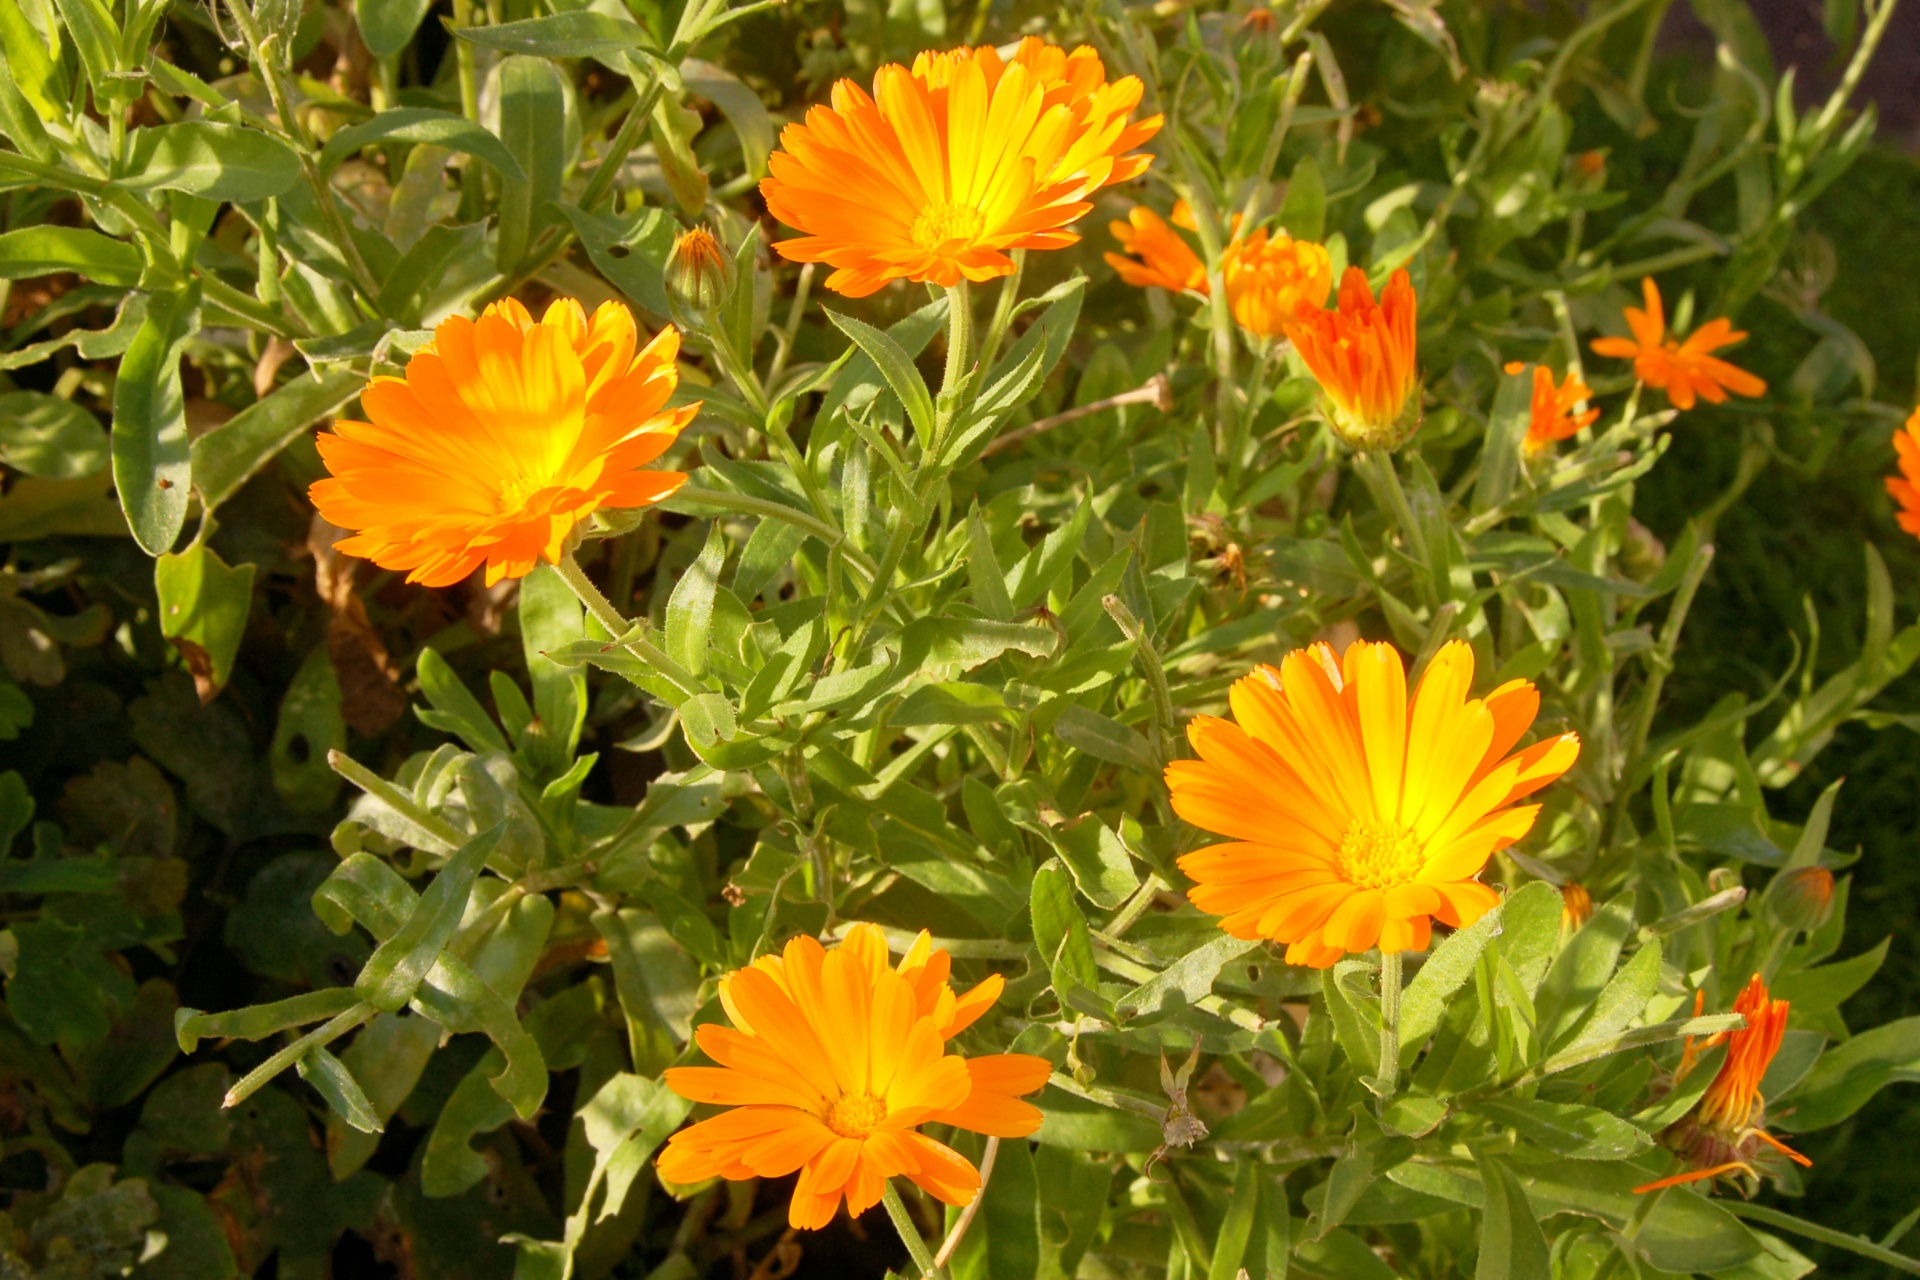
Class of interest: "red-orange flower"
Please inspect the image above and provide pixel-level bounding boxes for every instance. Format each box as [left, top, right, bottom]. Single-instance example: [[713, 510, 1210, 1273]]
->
[[1284, 267, 1420, 450], [1166, 640, 1579, 968], [1633, 975, 1811, 1194], [657, 925, 1050, 1230], [311, 298, 693, 587], [1590, 277, 1766, 411], [1520, 364, 1600, 455], [759, 38, 1160, 297], [1105, 204, 1207, 294], [1885, 408, 1920, 540]]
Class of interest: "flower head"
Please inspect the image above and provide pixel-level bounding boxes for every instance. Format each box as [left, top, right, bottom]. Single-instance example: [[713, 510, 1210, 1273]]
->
[[666, 226, 735, 313], [1520, 363, 1600, 455], [1284, 267, 1420, 450], [1105, 204, 1207, 295], [760, 38, 1160, 297], [1884, 408, 1920, 540], [1222, 228, 1332, 338], [1560, 882, 1594, 931], [658, 924, 1050, 1230], [1167, 640, 1580, 967], [1768, 866, 1836, 933], [311, 299, 694, 587], [1590, 277, 1766, 411], [1634, 976, 1811, 1194]]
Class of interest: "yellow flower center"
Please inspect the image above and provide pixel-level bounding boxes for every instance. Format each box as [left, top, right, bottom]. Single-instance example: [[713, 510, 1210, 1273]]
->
[[912, 202, 986, 250], [825, 1092, 889, 1139], [1337, 817, 1424, 889]]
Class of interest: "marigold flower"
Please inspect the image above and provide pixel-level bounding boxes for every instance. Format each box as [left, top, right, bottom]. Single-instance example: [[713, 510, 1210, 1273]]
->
[[1560, 882, 1593, 931], [657, 924, 1051, 1230], [311, 299, 694, 588], [1521, 364, 1600, 455], [1166, 640, 1580, 968], [1284, 267, 1420, 450], [666, 226, 735, 313], [1105, 205, 1207, 295], [1768, 865, 1836, 933], [1884, 408, 1920, 540], [759, 38, 1161, 297], [1222, 228, 1333, 338], [1590, 277, 1766, 411], [1634, 976, 1811, 1194]]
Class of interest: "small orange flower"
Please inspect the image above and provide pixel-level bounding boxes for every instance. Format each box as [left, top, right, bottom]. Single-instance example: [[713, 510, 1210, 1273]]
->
[[1222, 228, 1333, 338], [1166, 640, 1580, 968], [657, 924, 1050, 1230], [1885, 408, 1920, 540], [1634, 976, 1811, 1194], [1560, 882, 1593, 931], [760, 38, 1160, 297], [311, 299, 693, 587], [1522, 364, 1600, 455], [1284, 267, 1420, 450], [1105, 205, 1207, 294], [1590, 277, 1766, 411]]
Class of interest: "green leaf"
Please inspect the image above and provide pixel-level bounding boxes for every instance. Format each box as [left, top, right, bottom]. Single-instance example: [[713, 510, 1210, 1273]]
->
[[520, 564, 587, 775], [52, 0, 117, 106], [1279, 152, 1327, 241], [1534, 895, 1633, 1045], [668, 521, 727, 679], [1031, 858, 1100, 999], [317, 107, 527, 182], [155, 544, 257, 702], [326, 1009, 440, 1178], [1208, 1156, 1261, 1280], [0, 2, 65, 124], [0, 391, 108, 478], [355, 826, 507, 1012], [1470, 1097, 1651, 1160], [270, 645, 346, 814], [1557, 936, 1661, 1053], [415, 647, 509, 754], [683, 58, 774, 178], [1399, 895, 1503, 1067], [455, 10, 650, 57], [555, 203, 677, 317], [1775, 1014, 1920, 1132], [295, 1043, 381, 1134], [1472, 1152, 1550, 1280], [354, 0, 432, 57], [0, 226, 141, 286], [123, 123, 301, 200], [1051, 815, 1139, 910], [111, 284, 198, 555], [827, 309, 936, 445], [1116, 934, 1259, 1022], [1768, 938, 1888, 1018], [492, 56, 566, 271], [651, 93, 708, 216]]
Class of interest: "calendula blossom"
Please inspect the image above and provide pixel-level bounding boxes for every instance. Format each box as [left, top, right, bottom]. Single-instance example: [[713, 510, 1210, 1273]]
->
[[1884, 408, 1920, 541], [1284, 267, 1420, 450], [1590, 276, 1766, 411], [759, 38, 1160, 297], [1167, 640, 1580, 967], [657, 925, 1050, 1230], [1634, 976, 1811, 1194], [311, 298, 693, 587], [1105, 204, 1207, 295], [1512, 362, 1600, 455], [1221, 228, 1332, 338]]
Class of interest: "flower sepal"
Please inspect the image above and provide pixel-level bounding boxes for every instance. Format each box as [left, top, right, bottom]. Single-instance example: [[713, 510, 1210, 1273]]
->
[[1322, 383, 1423, 454]]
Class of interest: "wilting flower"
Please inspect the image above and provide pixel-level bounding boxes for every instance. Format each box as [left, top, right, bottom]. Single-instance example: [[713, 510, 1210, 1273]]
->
[[1560, 882, 1594, 931], [666, 226, 735, 313], [1590, 277, 1766, 411], [1634, 976, 1811, 1194], [311, 299, 693, 587], [657, 924, 1051, 1230], [1516, 363, 1600, 455], [760, 38, 1160, 297], [1284, 267, 1420, 450], [1105, 204, 1207, 295], [1222, 228, 1333, 338], [1166, 640, 1580, 968], [1884, 408, 1920, 540]]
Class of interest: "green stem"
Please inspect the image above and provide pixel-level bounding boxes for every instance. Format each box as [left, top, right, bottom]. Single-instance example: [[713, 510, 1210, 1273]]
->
[[553, 552, 709, 701], [1724, 1202, 1920, 1276], [1354, 450, 1430, 570], [881, 1180, 945, 1279], [450, 0, 481, 123], [222, 1002, 376, 1110], [1376, 948, 1403, 1098], [976, 251, 1024, 372], [942, 280, 974, 401]]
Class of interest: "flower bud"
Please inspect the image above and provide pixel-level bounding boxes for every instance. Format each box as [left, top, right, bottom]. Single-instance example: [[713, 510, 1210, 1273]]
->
[[1284, 267, 1421, 452], [1560, 882, 1593, 932], [1768, 866, 1835, 933], [666, 226, 734, 314]]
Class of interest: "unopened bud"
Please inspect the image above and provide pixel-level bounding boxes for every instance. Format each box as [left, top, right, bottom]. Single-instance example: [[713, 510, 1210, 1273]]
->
[[1560, 882, 1593, 931], [1621, 518, 1667, 583], [1572, 149, 1606, 191], [666, 226, 734, 313], [1769, 866, 1836, 933]]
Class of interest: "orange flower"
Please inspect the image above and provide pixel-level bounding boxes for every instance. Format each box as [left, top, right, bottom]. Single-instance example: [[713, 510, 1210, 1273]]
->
[[1634, 976, 1811, 1194], [760, 38, 1160, 297], [1589, 277, 1766, 411], [1222, 228, 1332, 338], [1521, 364, 1600, 455], [1166, 640, 1580, 968], [1885, 408, 1920, 540], [657, 924, 1050, 1230], [1105, 204, 1207, 294], [311, 299, 693, 588], [1560, 882, 1593, 931], [1284, 267, 1420, 450]]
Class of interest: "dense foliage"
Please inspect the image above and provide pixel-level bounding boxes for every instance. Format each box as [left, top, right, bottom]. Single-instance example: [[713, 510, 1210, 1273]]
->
[[1, 0, 1919, 1277]]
